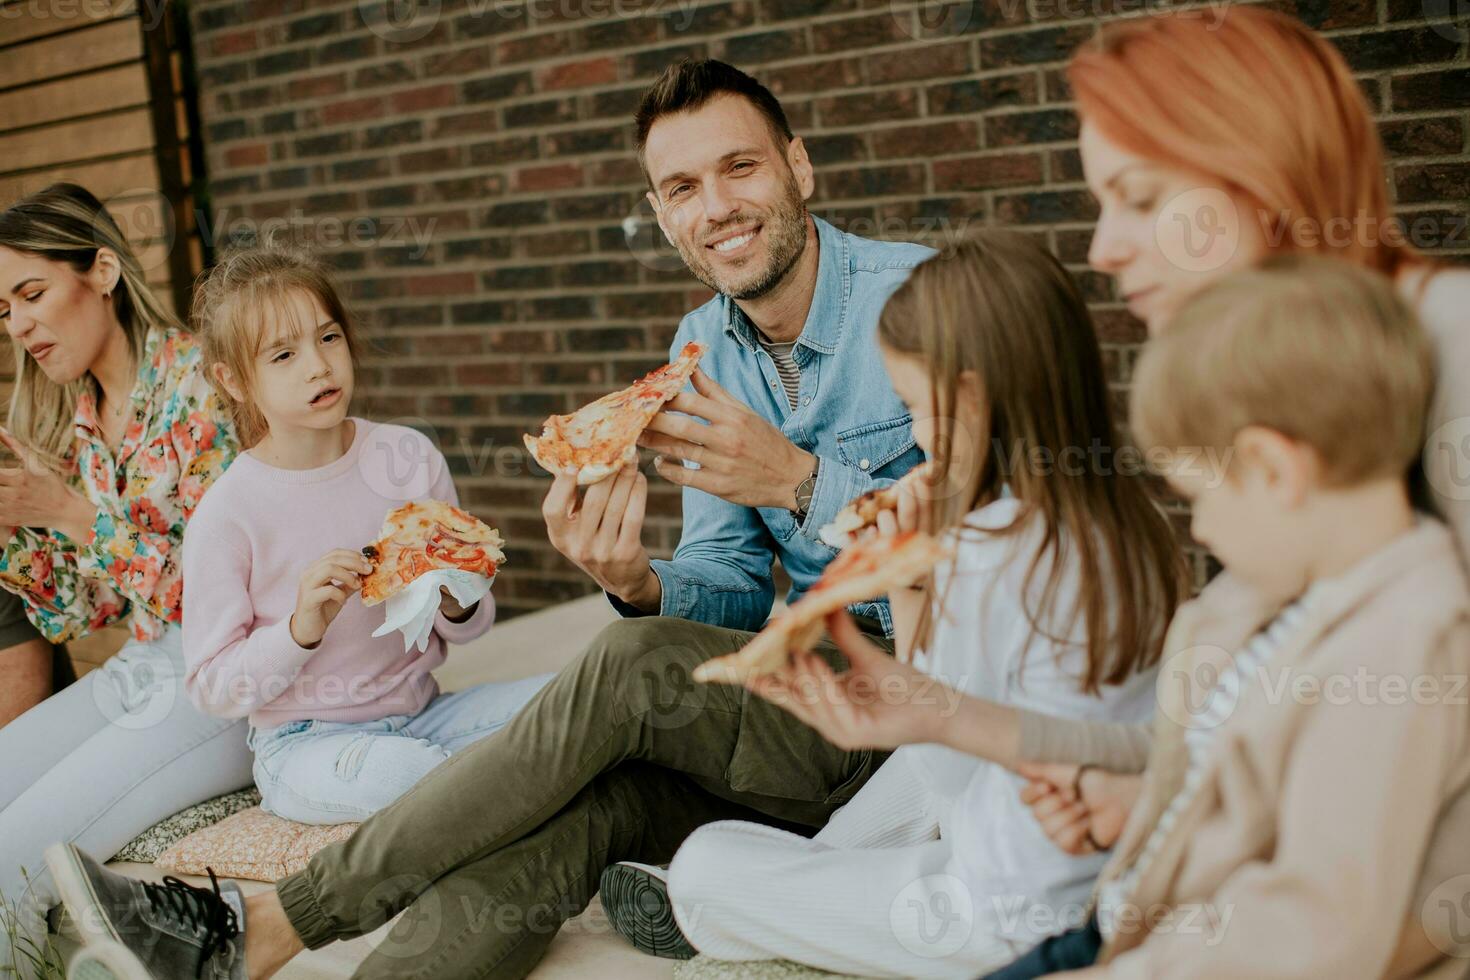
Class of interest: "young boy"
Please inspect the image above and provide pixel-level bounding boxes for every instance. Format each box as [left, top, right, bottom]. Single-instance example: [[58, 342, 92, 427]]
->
[[993, 255, 1470, 979]]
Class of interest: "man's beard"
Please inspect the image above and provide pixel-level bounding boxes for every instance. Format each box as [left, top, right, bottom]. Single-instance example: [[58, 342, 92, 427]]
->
[[677, 172, 810, 301]]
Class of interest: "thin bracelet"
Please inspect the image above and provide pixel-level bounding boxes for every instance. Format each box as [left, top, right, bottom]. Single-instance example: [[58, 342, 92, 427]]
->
[[1073, 764, 1108, 852]]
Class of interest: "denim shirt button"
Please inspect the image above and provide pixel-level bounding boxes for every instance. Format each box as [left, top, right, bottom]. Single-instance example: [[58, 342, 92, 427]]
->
[[859, 458, 871, 470]]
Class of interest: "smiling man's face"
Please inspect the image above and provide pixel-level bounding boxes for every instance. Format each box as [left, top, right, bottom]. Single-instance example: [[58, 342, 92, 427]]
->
[[643, 93, 815, 300]]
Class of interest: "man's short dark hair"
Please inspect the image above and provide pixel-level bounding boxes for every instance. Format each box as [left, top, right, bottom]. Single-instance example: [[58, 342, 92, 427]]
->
[[635, 59, 794, 183]]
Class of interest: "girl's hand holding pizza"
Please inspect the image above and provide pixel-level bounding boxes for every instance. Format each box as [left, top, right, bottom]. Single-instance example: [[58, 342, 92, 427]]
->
[[873, 483, 922, 539], [746, 609, 950, 751], [290, 549, 373, 649], [0, 427, 96, 543], [873, 477, 929, 662]]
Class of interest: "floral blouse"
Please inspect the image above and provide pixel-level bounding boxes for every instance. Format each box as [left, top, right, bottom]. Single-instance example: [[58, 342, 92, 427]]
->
[[0, 326, 238, 643]]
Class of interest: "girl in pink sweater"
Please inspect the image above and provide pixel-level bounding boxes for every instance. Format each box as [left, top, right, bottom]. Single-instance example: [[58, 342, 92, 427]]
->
[[181, 244, 552, 824]]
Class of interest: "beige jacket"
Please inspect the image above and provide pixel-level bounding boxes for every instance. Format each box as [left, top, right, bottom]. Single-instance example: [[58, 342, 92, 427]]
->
[[1082, 520, 1470, 979]]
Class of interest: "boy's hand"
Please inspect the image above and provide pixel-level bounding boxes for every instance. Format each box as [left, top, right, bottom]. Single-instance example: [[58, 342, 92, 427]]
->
[[439, 585, 477, 623], [1016, 762, 1142, 855], [290, 549, 372, 648]]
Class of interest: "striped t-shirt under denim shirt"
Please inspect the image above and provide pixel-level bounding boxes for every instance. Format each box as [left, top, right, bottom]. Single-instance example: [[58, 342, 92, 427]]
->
[[1095, 595, 1313, 938], [758, 336, 802, 411]]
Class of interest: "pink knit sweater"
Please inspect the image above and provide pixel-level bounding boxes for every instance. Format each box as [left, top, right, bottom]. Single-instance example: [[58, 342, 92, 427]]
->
[[181, 419, 496, 727]]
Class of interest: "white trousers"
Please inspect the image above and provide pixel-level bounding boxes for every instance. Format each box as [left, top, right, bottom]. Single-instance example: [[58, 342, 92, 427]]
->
[[0, 628, 253, 976], [668, 748, 1026, 979]]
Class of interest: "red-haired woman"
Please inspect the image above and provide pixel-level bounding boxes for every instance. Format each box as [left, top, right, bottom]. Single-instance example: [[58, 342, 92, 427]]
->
[[1002, 7, 1469, 978]]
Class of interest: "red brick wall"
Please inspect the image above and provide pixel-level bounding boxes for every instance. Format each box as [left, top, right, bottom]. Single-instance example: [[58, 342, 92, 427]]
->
[[186, 0, 1469, 616]]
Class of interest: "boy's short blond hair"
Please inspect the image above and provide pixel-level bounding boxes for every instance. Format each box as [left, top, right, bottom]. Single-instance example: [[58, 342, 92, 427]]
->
[[1130, 255, 1434, 487]]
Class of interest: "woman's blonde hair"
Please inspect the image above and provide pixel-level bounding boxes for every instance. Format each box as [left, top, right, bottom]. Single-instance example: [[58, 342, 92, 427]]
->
[[191, 243, 360, 447], [0, 183, 181, 469], [880, 230, 1188, 694]]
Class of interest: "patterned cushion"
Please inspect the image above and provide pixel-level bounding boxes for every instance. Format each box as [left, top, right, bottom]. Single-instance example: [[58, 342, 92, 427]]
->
[[113, 787, 261, 864], [673, 957, 865, 979], [154, 807, 359, 882]]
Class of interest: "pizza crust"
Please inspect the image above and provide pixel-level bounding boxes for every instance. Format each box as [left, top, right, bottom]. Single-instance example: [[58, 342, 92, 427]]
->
[[692, 531, 952, 685], [523, 342, 707, 486]]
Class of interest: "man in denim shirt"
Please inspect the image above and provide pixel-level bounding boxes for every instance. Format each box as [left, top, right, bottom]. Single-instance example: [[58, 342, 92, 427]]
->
[[58, 60, 938, 980], [540, 80, 930, 635]]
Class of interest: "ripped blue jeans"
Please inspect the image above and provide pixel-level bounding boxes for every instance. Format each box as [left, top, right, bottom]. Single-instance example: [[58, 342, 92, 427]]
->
[[246, 673, 555, 825]]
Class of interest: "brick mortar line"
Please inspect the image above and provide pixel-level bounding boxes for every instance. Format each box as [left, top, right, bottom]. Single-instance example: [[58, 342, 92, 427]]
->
[[189, 7, 1470, 99], [194, 61, 1468, 151], [203, 141, 1470, 203], [200, 88, 1088, 146], [200, 174, 1465, 234], [195, 63, 1060, 129], [210, 143, 1086, 188]]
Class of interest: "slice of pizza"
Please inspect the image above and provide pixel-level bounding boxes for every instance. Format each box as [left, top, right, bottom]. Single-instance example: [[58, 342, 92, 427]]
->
[[523, 341, 708, 486], [360, 500, 506, 607], [692, 530, 952, 685], [818, 461, 937, 549]]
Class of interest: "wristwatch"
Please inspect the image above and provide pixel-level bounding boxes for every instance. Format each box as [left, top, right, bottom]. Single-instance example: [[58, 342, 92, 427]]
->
[[793, 458, 820, 523]]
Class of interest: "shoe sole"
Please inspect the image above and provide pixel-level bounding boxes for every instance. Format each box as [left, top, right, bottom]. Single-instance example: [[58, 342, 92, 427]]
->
[[598, 863, 697, 961], [67, 940, 152, 980], [44, 843, 152, 979]]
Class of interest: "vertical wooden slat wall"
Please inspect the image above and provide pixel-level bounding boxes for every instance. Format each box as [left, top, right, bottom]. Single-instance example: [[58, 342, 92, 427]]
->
[[0, 0, 205, 670]]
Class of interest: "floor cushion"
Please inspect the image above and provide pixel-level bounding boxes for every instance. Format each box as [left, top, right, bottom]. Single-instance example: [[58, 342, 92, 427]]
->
[[112, 787, 262, 863], [155, 807, 359, 882]]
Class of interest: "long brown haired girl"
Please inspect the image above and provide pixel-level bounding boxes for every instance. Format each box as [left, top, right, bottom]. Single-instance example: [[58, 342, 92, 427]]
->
[[657, 230, 1186, 976]]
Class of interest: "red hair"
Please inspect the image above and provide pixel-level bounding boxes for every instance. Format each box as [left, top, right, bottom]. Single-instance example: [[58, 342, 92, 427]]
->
[[1068, 7, 1413, 276]]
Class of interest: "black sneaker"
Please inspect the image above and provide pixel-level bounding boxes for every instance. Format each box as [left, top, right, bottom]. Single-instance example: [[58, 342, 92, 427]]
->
[[45, 843, 245, 980], [598, 861, 696, 960]]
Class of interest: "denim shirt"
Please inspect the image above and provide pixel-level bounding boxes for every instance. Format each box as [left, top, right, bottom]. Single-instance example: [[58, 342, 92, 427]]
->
[[612, 216, 933, 635]]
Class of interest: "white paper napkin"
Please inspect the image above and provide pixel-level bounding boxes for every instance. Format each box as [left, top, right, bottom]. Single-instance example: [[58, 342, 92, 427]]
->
[[371, 568, 495, 653]]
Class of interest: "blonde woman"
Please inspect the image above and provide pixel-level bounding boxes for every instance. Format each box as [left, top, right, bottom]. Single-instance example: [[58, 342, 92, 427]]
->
[[0, 184, 252, 973]]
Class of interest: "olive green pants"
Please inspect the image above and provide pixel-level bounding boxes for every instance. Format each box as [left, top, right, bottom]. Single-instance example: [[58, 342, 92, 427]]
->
[[276, 616, 895, 980]]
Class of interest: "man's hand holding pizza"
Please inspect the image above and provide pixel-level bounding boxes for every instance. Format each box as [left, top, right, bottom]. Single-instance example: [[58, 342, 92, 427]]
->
[[290, 549, 373, 649], [543, 463, 661, 613], [638, 370, 817, 512]]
